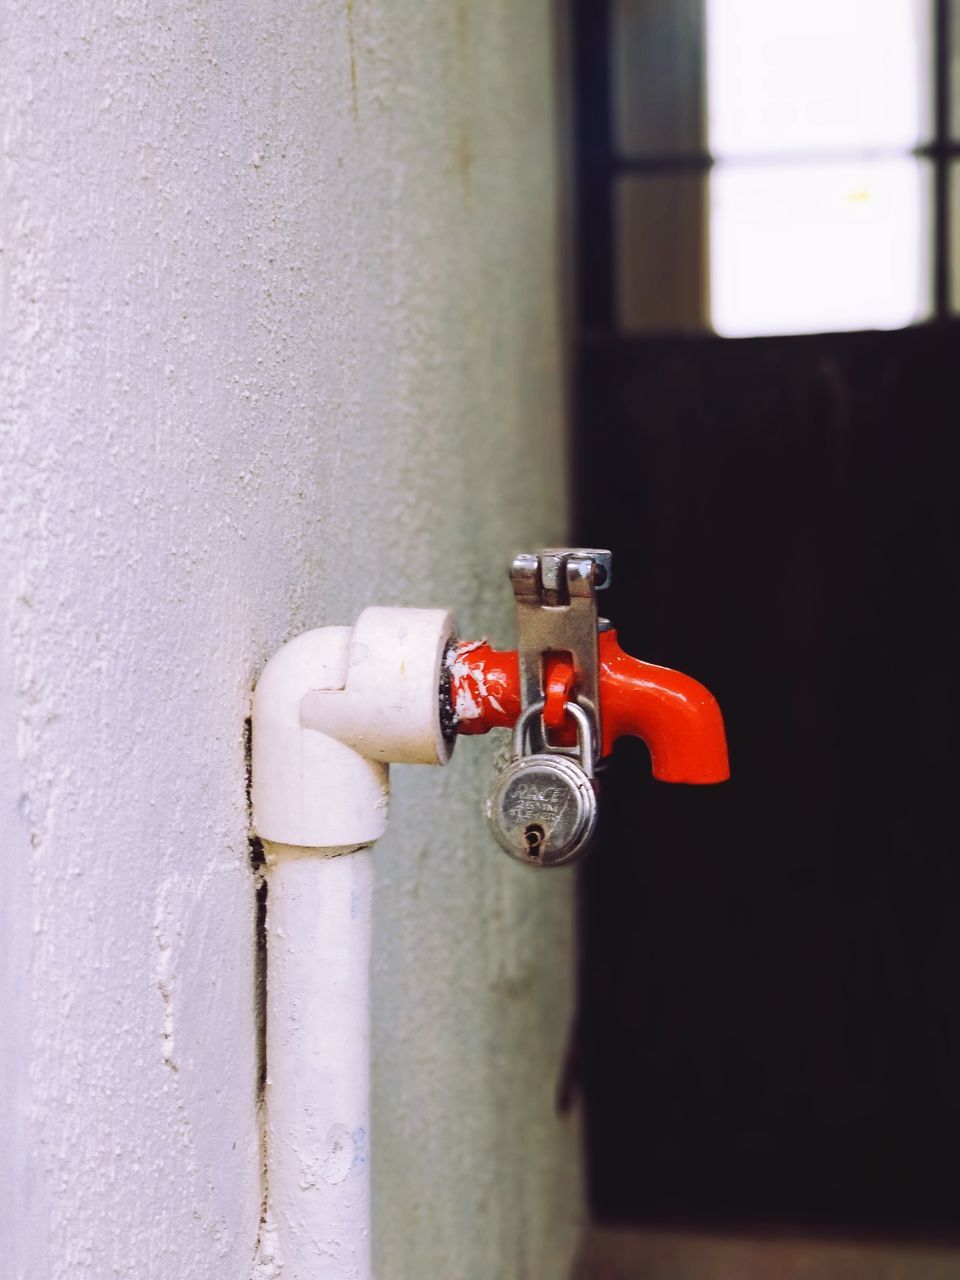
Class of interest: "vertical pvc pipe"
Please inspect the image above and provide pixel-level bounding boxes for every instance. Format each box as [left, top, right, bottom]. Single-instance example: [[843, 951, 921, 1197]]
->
[[263, 842, 373, 1280]]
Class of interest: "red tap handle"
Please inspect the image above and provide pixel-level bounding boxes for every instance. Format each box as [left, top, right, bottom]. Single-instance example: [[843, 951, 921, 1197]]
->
[[448, 629, 729, 784]]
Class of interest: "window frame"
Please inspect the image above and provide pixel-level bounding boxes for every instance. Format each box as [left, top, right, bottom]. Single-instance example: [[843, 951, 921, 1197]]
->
[[572, 0, 959, 336]]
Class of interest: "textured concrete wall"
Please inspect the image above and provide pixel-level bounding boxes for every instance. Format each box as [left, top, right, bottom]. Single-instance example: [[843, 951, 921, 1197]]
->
[[0, 2, 580, 1277]]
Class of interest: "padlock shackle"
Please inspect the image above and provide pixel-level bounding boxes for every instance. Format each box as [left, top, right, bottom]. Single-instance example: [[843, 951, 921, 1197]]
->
[[448, 629, 730, 785], [514, 698, 596, 779]]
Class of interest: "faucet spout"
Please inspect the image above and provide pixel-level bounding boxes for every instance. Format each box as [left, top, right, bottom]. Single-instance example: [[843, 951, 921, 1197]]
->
[[596, 630, 729, 783], [448, 630, 729, 784]]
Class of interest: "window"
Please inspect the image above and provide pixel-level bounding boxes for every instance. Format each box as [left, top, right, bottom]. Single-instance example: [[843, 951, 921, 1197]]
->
[[588, 0, 959, 336]]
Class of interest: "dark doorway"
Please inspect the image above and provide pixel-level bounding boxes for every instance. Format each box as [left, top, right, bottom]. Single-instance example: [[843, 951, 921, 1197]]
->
[[572, 0, 960, 1237]]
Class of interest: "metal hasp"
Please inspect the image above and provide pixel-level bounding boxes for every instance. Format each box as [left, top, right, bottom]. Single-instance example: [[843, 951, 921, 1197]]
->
[[509, 547, 611, 756]]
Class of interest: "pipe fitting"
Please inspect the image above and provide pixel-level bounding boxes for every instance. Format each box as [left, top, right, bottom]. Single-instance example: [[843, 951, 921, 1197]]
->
[[252, 606, 457, 850]]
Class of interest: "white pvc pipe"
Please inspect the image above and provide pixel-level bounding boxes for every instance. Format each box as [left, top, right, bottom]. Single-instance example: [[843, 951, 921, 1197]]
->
[[252, 607, 457, 1277], [263, 841, 373, 1280]]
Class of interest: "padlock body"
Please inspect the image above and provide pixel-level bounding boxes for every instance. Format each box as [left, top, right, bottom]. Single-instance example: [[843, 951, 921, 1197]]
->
[[486, 754, 598, 867]]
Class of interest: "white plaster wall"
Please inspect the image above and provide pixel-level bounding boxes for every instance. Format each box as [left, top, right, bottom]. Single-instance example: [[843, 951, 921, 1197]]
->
[[0, 2, 581, 1278]]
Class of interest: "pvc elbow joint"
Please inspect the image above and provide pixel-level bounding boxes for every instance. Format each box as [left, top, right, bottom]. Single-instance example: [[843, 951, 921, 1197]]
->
[[251, 607, 456, 850]]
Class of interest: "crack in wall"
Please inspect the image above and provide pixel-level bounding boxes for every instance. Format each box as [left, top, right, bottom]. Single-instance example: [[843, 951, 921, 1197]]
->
[[250, 846, 279, 1277], [246, 712, 280, 1277]]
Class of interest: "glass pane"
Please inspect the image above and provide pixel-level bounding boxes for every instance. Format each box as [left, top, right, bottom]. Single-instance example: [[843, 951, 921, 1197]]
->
[[951, 162, 960, 310], [708, 0, 933, 156], [710, 158, 932, 337], [613, 0, 706, 155], [617, 175, 709, 332]]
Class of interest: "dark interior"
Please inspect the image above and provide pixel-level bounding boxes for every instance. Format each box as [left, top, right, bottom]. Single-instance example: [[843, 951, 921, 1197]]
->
[[571, 0, 960, 1237]]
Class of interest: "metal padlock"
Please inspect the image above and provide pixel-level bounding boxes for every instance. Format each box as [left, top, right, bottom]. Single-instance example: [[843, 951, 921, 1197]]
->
[[486, 698, 599, 867]]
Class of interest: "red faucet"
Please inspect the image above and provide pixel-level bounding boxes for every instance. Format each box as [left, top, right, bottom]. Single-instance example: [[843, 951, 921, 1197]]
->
[[448, 629, 729, 785]]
